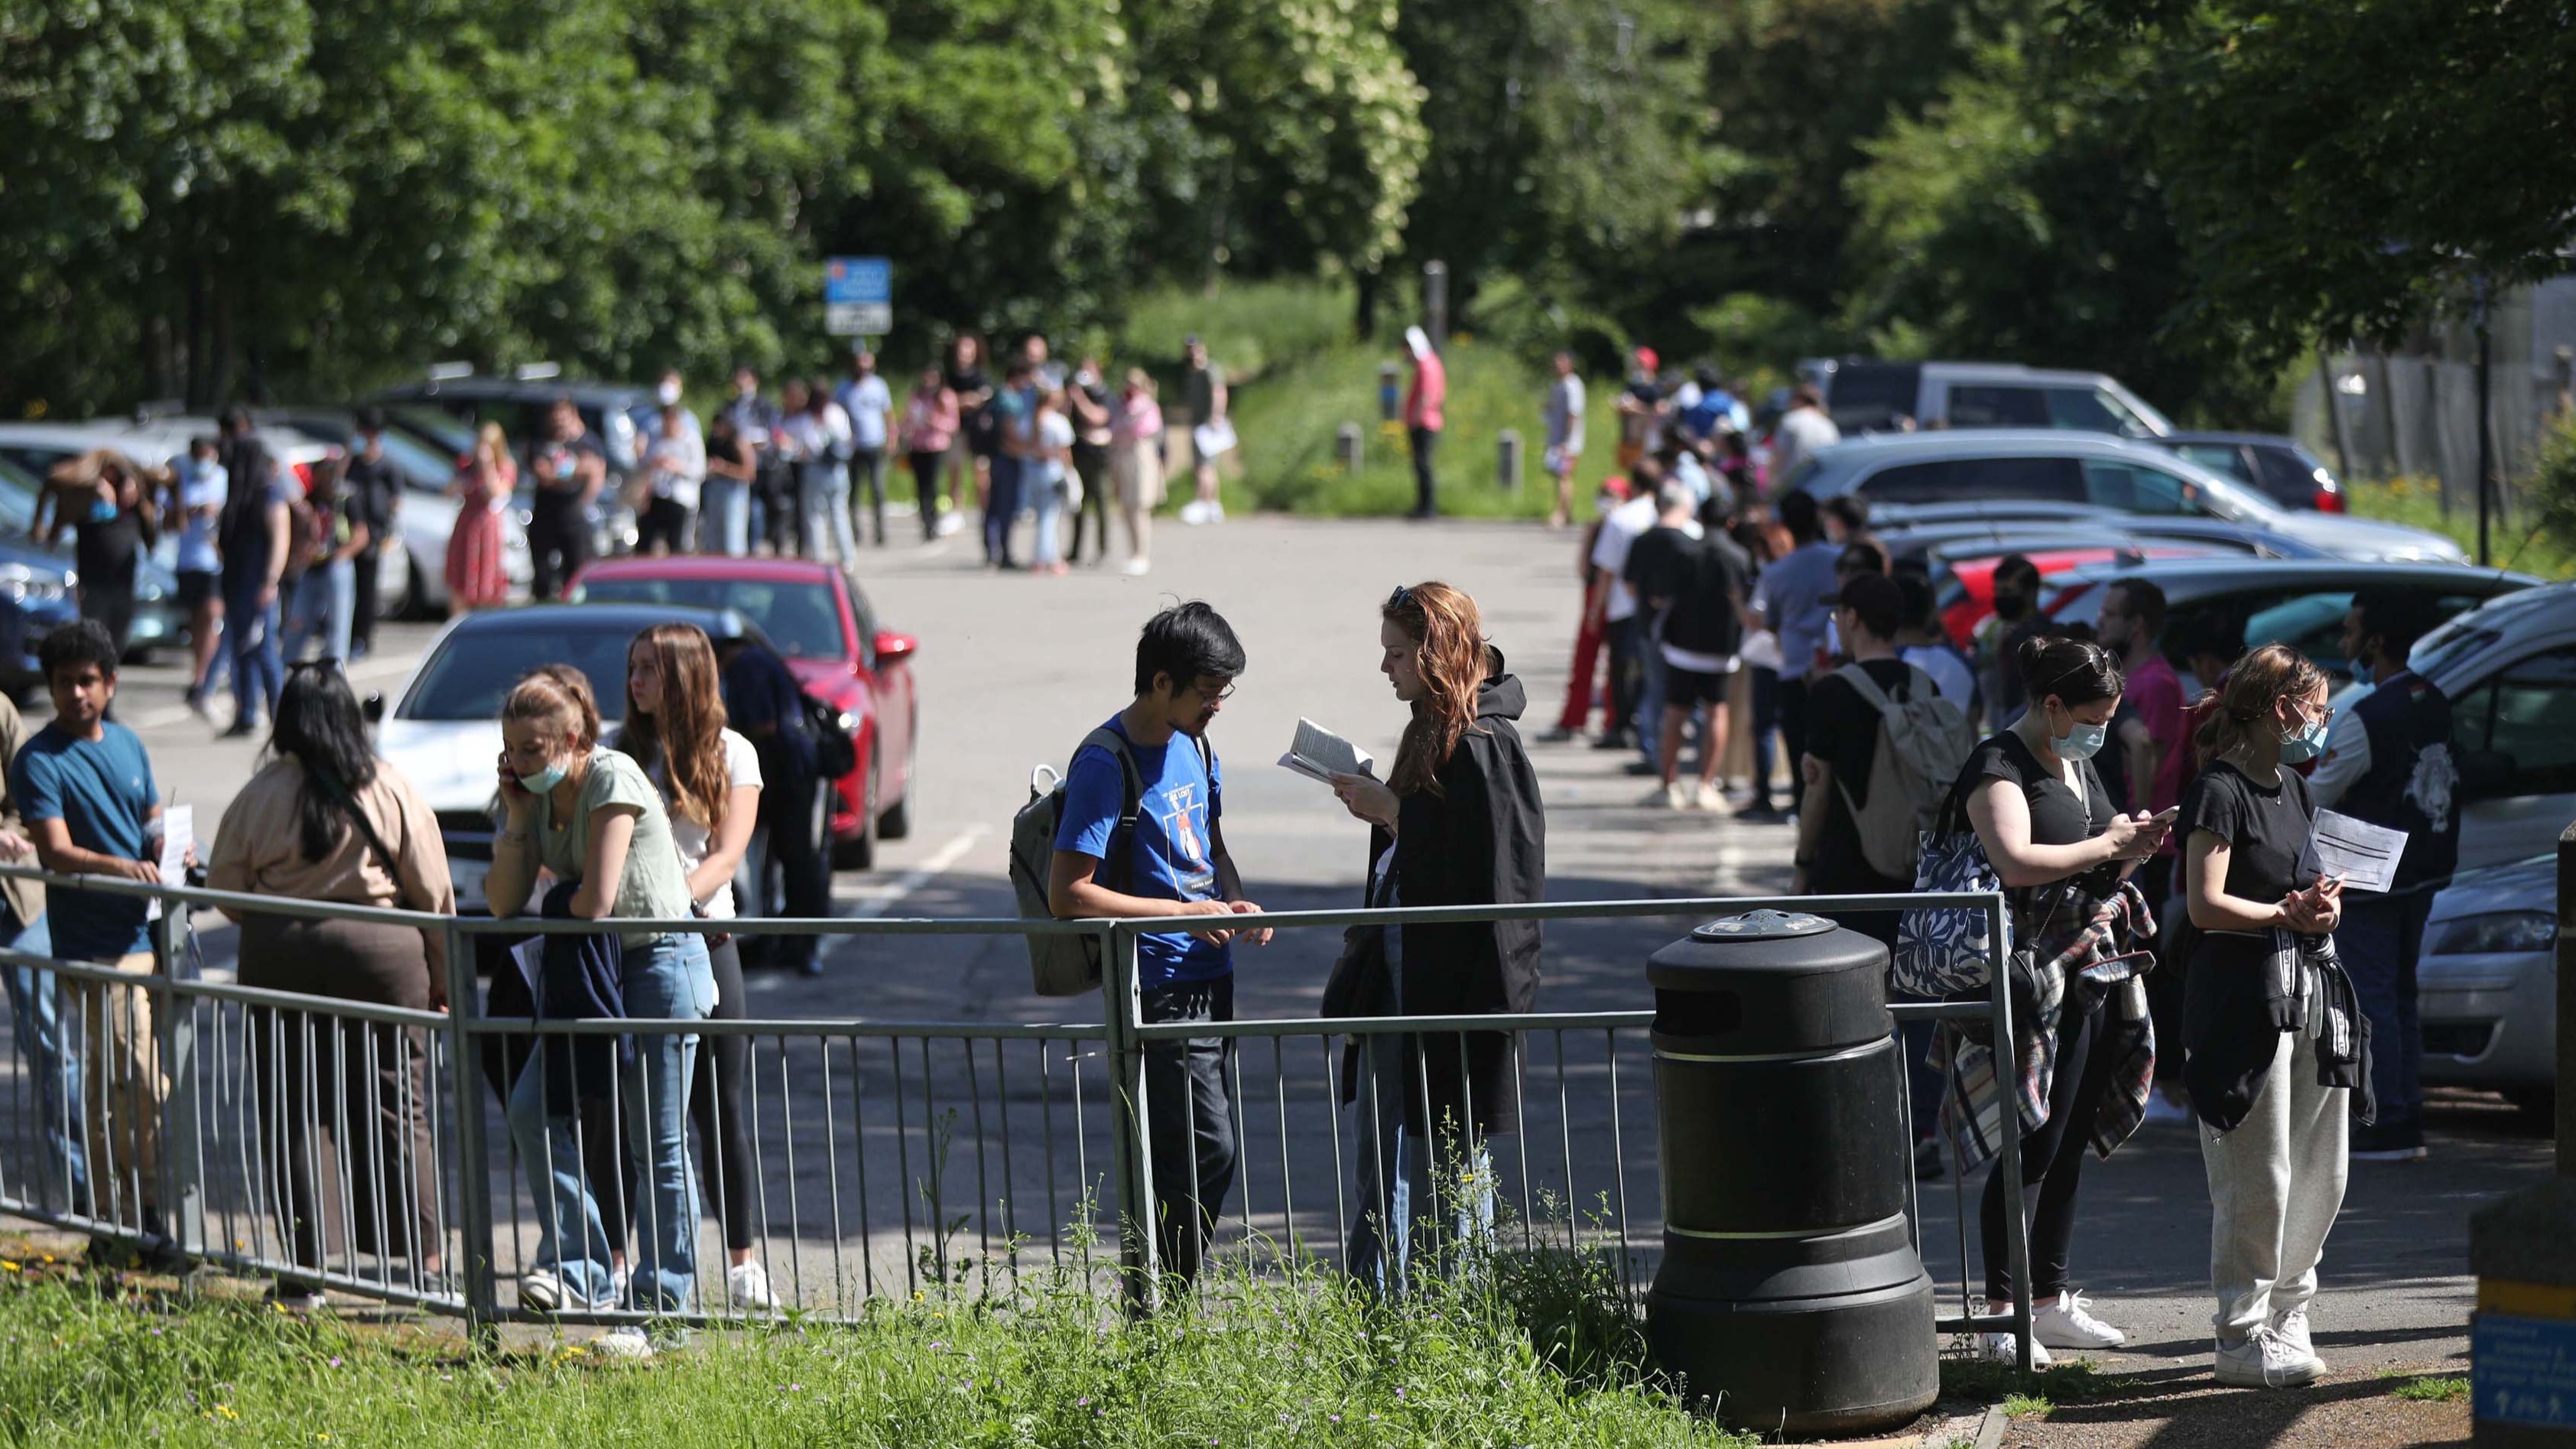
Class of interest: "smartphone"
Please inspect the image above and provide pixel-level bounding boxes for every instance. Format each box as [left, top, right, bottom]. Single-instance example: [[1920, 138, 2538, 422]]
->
[[2151, 805, 2181, 827]]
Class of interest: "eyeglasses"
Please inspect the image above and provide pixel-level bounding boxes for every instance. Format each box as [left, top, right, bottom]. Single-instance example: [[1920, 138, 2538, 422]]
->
[[1193, 681, 1236, 704]]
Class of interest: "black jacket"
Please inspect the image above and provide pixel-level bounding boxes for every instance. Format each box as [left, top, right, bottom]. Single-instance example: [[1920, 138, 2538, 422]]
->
[[479, 882, 628, 1115], [1369, 656, 1547, 1135]]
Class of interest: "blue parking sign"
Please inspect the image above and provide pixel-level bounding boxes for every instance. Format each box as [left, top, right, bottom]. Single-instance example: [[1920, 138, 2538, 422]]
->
[[825, 257, 892, 336]]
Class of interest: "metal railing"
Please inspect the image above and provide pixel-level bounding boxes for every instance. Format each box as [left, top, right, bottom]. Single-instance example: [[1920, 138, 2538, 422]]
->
[[0, 869, 2035, 1367]]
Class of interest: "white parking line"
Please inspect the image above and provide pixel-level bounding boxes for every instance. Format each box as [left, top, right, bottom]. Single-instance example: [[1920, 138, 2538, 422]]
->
[[840, 825, 991, 919]]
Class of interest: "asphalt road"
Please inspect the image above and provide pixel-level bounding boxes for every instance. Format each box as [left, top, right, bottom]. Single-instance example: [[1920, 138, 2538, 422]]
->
[[11, 517, 2536, 1373]]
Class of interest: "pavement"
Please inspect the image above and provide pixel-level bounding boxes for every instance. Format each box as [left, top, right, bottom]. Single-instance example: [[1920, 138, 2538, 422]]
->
[[5, 515, 2542, 1438]]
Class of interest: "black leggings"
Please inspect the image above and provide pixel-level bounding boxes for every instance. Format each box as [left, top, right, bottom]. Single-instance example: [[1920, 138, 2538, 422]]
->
[[1067, 443, 1111, 563], [908, 450, 944, 538], [1980, 994, 2113, 1302], [690, 937, 758, 1254]]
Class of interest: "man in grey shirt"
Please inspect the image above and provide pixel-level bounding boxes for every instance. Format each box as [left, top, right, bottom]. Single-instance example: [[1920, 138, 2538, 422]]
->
[[1542, 350, 1586, 528], [1746, 489, 1842, 811]]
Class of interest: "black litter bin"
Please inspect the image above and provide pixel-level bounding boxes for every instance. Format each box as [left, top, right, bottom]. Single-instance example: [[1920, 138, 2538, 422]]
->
[[1644, 908, 1937, 1437]]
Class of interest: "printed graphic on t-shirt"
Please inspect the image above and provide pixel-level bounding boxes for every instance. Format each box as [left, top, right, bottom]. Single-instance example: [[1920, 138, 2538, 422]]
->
[[1152, 781, 1215, 896]]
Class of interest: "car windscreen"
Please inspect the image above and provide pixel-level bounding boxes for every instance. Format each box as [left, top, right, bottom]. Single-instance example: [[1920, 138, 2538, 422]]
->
[[398, 624, 637, 723], [374, 429, 463, 489], [577, 577, 844, 658]]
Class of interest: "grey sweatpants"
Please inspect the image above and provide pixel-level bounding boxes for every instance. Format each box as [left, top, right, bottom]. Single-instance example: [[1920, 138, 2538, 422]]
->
[[2199, 1025, 2348, 1345]]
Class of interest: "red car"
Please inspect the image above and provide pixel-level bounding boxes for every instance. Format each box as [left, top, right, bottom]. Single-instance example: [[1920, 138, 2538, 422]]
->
[[571, 555, 919, 868], [1935, 544, 2226, 646]]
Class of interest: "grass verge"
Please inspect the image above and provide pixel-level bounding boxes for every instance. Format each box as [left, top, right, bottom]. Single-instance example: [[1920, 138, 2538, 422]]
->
[[1938, 1354, 2138, 1413], [2387, 1372, 2470, 1405], [2345, 476, 2574, 578], [0, 1240, 1754, 1448]]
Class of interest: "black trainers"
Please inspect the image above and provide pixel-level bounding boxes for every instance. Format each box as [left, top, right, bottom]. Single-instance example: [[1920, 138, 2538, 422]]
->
[[2350, 1118, 2428, 1161]]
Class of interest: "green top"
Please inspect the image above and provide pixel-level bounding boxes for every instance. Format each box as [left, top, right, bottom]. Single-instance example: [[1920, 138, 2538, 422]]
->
[[528, 747, 691, 944]]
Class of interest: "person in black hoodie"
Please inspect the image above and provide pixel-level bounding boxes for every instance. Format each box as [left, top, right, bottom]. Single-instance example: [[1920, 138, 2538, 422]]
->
[[1329, 581, 1545, 1293]]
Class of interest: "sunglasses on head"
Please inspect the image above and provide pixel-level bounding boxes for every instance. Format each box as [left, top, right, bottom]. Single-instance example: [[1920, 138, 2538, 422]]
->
[[1386, 584, 1412, 610]]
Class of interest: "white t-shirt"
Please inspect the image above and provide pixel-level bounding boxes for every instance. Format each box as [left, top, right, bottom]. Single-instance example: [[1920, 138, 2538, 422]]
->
[[838, 375, 894, 451], [1590, 493, 1660, 622], [648, 729, 764, 920], [1771, 406, 1843, 481]]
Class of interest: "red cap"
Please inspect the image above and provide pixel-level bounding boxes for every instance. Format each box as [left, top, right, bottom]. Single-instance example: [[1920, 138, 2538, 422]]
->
[[1633, 346, 1658, 372]]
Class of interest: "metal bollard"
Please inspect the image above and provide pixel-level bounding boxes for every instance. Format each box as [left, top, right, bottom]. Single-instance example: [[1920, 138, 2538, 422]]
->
[[1337, 422, 1366, 474], [1497, 428, 1522, 493]]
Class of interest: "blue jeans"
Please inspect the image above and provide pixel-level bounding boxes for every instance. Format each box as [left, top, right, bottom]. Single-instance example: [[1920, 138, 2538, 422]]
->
[[798, 464, 858, 564], [2337, 890, 2428, 1129], [1344, 1033, 1495, 1298], [281, 558, 353, 664], [984, 455, 1024, 565], [224, 583, 284, 726], [0, 911, 85, 1214], [699, 477, 751, 557], [506, 934, 713, 1311], [1031, 469, 1064, 566]]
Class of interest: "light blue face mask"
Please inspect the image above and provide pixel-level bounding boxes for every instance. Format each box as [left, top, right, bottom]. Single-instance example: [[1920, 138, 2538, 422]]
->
[[2279, 714, 2329, 765], [518, 759, 568, 793], [2049, 709, 2108, 762]]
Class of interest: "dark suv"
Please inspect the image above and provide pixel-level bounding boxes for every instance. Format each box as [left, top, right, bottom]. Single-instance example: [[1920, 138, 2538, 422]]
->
[[2154, 432, 2346, 513]]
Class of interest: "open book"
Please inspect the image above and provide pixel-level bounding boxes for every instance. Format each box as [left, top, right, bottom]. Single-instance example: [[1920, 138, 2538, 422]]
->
[[1278, 717, 1375, 786]]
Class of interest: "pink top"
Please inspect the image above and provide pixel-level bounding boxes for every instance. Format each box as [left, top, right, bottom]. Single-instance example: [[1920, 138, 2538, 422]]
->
[[1405, 350, 1447, 431], [901, 388, 960, 453], [1115, 393, 1164, 444]]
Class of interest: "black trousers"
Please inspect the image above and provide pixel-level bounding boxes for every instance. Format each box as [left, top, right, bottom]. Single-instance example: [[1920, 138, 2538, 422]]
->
[[1604, 616, 1643, 745], [1778, 674, 1814, 812], [351, 546, 381, 652], [759, 762, 830, 970], [689, 937, 756, 1253], [1408, 426, 1440, 515], [2137, 855, 2182, 1081], [908, 450, 944, 539], [78, 560, 136, 656], [849, 447, 888, 545], [1067, 443, 1111, 562], [635, 496, 694, 556], [1142, 975, 1237, 1286], [528, 499, 589, 601], [1981, 993, 2113, 1301]]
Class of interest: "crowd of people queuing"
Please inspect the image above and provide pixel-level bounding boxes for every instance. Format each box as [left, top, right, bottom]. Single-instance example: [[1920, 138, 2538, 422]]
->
[[1540, 344, 2458, 1386]]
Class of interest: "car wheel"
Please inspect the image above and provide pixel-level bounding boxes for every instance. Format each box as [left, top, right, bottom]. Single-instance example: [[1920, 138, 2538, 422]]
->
[[878, 739, 914, 841], [833, 753, 877, 872]]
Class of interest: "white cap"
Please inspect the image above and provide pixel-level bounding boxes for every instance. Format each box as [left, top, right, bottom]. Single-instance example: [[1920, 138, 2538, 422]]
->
[[1405, 325, 1431, 359]]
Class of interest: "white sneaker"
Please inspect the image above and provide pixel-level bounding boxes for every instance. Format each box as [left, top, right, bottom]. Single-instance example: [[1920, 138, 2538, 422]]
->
[[1644, 781, 1691, 809], [594, 1326, 655, 1360], [1693, 781, 1727, 811], [1178, 500, 1209, 526], [1204, 501, 1225, 524], [1979, 1330, 2051, 1368], [2269, 1308, 2318, 1366], [520, 1269, 568, 1312], [2214, 1326, 2322, 1389], [2032, 1289, 2127, 1349], [1121, 557, 1152, 577], [934, 511, 965, 538], [609, 1262, 632, 1307], [727, 1260, 777, 1311]]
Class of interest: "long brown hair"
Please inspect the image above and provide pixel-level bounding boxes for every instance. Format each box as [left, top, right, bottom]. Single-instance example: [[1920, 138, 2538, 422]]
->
[[1384, 581, 1491, 798], [622, 624, 731, 830], [2191, 642, 2327, 766]]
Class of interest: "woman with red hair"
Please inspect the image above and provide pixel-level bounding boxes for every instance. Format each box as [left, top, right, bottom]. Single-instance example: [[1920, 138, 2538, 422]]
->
[[1329, 581, 1547, 1292]]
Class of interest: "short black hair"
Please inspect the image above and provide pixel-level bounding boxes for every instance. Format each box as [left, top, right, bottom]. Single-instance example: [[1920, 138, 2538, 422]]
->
[[1834, 573, 1905, 643], [2174, 612, 2242, 661], [354, 405, 386, 433], [1992, 553, 2042, 593], [37, 620, 119, 683], [2106, 577, 2168, 638], [2350, 587, 2441, 658], [1134, 601, 1246, 696], [1837, 540, 1888, 577], [1779, 489, 1821, 541], [1825, 495, 1869, 535], [219, 404, 252, 435], [1894, 572, 1938, 632]]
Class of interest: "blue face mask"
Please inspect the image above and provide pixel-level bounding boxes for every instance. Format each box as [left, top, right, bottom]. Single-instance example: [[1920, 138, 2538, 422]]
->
[[2280, 715, 2329, 765], [2049, 710, 2108, 762], [518, 759, 567, 794], [88, 498, 118, 523]]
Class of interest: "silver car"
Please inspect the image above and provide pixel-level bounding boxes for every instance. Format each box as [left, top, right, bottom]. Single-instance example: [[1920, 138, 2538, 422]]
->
[[2419, 854, 2557, 1115], [1781, 430, 2470, 564]]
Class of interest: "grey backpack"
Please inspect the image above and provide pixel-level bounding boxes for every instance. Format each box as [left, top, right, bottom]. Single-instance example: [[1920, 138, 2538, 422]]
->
[[1009, 726, 1145, 996], [1833, 662, 1977, 882]]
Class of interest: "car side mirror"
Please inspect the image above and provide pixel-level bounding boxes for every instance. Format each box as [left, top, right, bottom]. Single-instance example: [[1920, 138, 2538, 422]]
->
[[362, 691, 385, 724], [2456, 746, 2514, 802], [872, 631, 918, 666]]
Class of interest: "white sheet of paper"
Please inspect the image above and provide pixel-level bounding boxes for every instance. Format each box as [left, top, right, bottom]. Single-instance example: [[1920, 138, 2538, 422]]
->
[[1278, 717, 1374, 786], [2311, 808, 2406, 895], [150, 804, 193, 922]]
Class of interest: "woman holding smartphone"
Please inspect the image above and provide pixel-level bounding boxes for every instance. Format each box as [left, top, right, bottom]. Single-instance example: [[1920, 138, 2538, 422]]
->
[[1953, 635, 2170, 1366], [485, 667, 710, 1356], [2178, 643, 2351, 1389]]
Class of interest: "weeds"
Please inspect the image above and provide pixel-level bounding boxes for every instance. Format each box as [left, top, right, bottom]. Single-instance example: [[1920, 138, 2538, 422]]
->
[[2388, 1373, 2470, 1404], [1939, 1355, 2136, 1408]]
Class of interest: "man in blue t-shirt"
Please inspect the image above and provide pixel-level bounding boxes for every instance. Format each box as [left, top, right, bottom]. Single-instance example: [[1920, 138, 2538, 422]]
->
[[1048, 600, 1266, 1283], [12, 622, 173, 1240]]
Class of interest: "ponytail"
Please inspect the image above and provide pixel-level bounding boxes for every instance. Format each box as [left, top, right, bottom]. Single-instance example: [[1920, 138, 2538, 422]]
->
[[2191, 642, 2327, 765]]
